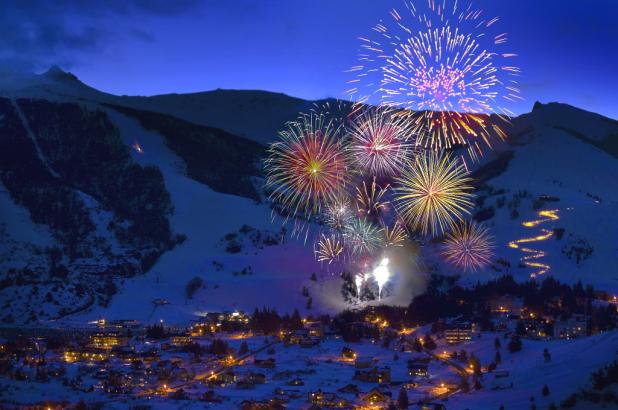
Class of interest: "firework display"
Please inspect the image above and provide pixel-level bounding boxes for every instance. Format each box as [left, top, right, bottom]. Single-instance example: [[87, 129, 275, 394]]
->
[[442, 221, 495, 272], [264, 0, 514, 294], [347, 0, 521, 160]]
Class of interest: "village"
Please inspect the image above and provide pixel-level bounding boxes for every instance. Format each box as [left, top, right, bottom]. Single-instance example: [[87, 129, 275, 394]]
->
[[1, 278, 617, 410]]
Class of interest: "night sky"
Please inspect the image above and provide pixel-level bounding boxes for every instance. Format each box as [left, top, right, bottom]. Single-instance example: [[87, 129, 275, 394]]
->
[[1, 0, 617, 119]]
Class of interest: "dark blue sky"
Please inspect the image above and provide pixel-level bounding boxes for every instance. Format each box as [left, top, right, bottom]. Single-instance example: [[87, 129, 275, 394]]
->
[[2, 0, 617, 119]]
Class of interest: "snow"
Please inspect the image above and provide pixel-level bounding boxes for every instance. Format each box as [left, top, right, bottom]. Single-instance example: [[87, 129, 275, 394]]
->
[[69, 109, 325, 324], [449, 330, 618, 410]]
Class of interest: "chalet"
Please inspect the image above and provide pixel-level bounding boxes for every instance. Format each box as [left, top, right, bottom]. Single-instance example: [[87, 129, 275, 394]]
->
[[489, 295, 524, 316], [136, 349, 160, 363], [90, 332, 128, 349], [200, 390, 224, 403], [170, 334, 193, 347], [341, 346, 356, 361], [519, 317, 552, 339], [240, 400, 285, 410], [236, 378, 256, 389], [281, 377, 301, 386], [445, 322, 473, 344], [98, 319, 141, 332], [300, 337, 320, 348], [354, 356, 373, 369], [306, 321, 324, 338], [289, 329, 309, 345], [308, 390, 350, 408], [553, 314, 587, 339], [360, 388, 390, 405], [111, 345, 135, 361], [407, 359, 429, 378], [337, 384, 360, 395], [353, 366, 391, 383], [64, 347, 109, 363], [213, 370, 237, 386], [254, 358, 276, 368], [246, 372, 267, 384], [420, 403, 447, 410]]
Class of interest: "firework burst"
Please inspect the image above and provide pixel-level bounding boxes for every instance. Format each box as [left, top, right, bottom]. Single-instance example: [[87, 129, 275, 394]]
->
[[315, 234, 344, 264], [348, 106, 413, 176], [347, 0, 521, 160], [343, 217, 383, 256], [355, 177, 390, 219], [442, 221, 495, 271], [394, 151, 474, 236], [265, 112, 349, 220], [324, 193, 354, 231]]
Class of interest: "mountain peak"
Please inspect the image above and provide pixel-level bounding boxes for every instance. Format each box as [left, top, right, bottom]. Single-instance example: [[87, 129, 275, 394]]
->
[[532, 101, 544, 111], [42, 65, 80, 83]]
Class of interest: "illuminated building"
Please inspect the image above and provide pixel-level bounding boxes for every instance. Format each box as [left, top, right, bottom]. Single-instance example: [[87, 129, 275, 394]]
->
[[353, 366, 391, 383], [170, 334, 193, 346], [63, 348, 109, 363], [308, 390, 350, 408], [341, 346, 357, 361], [445, 323, 473, 344], [489, 296, 524, 316], [407, 358, 431, 377], [360, 388, 390, 405], [553, 315, 587, 339], [89, 332, 128, 349]]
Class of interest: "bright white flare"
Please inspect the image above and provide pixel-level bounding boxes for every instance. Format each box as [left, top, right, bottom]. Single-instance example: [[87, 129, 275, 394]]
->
[[372, 257, 391, 301], [355, 274, 364, 300]]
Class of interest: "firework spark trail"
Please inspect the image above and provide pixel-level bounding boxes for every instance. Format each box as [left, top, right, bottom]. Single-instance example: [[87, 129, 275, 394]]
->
[[394, 151, 474, 236], [265, 112, 349, 223], [347, 0, 521, 161], [382, 222, 407, 247], [508, 209, 559, 278], [315, 234, 344, 264], [442, 221, 494, 271], [355, 177, 390, 219]]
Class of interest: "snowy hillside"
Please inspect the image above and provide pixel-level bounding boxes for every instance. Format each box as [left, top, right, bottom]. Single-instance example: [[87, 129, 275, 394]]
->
[[437, 103, 618, 292], [0, 67, 617, 327]]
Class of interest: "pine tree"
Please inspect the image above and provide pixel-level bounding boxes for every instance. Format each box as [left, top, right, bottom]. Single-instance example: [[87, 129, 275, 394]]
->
[[508, 335, 522, 352], [543, 348, 551, 362], [423, 334, 437, 350], [397, 387, 409, 409], [239, 341, 249, 356]]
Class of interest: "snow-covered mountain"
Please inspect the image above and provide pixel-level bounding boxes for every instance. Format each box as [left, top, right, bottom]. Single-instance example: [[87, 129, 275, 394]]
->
[[0, 67, 616, 326]]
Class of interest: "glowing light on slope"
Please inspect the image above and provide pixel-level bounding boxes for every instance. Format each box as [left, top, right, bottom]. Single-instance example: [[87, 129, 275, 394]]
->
[[508, 209, 559, 278]]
